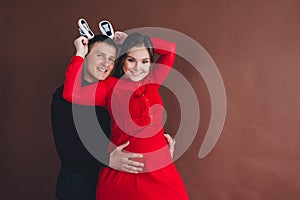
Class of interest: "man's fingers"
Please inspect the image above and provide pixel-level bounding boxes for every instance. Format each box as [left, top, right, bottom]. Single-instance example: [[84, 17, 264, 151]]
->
[[128, 153, 143, 158], [126, 165, 143, 172], [116, 141, 130, 150], [125, 160, 144, 167], [164, 134, 175, 158], [82, 39, 88, 45], [121, 163, 143, 173], [78, 36, 88, 45], [124, 169, 140, 174], [164, 134, 171, 142]]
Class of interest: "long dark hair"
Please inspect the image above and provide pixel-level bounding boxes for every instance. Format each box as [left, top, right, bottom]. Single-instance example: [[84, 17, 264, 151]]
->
[[113, 33, 154, 78]]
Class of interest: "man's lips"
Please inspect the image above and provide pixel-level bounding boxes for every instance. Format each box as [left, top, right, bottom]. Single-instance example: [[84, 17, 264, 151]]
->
[[97, 67, 108, 72]]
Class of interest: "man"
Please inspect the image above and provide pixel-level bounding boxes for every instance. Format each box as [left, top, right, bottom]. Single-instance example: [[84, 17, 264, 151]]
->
[[51, 34, 145, 200]]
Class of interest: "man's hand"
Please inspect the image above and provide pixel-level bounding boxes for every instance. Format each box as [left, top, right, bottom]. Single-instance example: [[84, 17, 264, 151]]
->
[[74, 36, 88, 58], [109, 141, 144, 174], [164, 134, 175, 158]]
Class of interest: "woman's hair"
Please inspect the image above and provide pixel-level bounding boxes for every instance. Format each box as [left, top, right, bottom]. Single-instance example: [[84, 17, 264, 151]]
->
[[87, 34, 118, 55], [113, 33, 154, 78]]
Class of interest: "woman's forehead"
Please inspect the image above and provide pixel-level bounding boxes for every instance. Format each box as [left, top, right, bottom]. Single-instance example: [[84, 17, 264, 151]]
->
[[127, 46, 150, 59]]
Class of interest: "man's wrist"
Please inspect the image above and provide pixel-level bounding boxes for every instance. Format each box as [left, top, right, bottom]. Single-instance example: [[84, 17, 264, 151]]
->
[[75, 52, 85, 58]]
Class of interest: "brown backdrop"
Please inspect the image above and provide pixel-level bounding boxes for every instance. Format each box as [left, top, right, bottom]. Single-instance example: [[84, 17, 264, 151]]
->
[[1, 0, 300, 199]]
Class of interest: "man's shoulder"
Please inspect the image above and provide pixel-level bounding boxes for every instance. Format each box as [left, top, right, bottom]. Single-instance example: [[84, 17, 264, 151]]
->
[[51, 85, 68, 104], [106, 76, 118, 81], [52, 85, 64, 97], [106, 76, 119, 86]]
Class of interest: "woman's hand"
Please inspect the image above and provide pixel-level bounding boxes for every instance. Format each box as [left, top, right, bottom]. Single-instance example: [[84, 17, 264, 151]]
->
[[114, 31, 128, 46], [74, 36, 89, 58]]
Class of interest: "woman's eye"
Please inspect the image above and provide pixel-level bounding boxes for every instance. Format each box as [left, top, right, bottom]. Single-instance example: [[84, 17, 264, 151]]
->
[[127, 58, 135, 62], [142, 60, 149, 64]]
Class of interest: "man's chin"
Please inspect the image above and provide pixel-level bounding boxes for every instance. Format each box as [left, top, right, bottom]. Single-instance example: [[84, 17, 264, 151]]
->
[[98, 74, 110, 81], [96, 71, 111, 81]]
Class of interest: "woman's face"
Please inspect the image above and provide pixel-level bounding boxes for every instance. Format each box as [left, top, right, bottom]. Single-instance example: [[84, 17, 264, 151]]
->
[[123, 46, 151, 82]]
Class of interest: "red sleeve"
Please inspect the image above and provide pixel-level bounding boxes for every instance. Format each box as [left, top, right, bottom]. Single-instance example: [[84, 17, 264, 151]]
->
[[62, 56, 108, 106], [150, 38, 176, 84]]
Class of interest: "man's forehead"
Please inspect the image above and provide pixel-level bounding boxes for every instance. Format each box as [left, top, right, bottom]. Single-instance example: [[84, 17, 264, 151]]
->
[[92, 42, 116, 55]]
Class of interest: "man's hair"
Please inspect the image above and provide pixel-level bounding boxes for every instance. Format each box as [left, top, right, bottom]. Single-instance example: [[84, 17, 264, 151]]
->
[[87, 34, 118, 55]]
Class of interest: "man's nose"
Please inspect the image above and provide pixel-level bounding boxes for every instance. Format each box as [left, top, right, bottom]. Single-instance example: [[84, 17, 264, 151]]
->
[[101, 57, 110, 67]]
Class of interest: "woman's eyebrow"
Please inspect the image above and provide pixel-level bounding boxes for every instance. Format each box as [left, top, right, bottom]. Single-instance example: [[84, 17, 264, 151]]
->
[[127, 55, 149, 60]]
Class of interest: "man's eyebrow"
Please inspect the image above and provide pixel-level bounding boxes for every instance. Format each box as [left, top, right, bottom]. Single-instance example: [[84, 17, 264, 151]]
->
[[96, 51, 115, 58], [95, 51, 105, 55]]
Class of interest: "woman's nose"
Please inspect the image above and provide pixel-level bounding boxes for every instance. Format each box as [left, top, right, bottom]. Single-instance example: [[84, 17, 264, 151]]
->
[[135, 62, 142, 70]]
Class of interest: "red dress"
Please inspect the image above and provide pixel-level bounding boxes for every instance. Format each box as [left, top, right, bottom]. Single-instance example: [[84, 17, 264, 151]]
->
[[63, 38, 189, 200]]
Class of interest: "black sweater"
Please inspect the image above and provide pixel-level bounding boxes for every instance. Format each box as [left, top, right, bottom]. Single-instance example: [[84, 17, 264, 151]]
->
[[51, 85, 111, 172]]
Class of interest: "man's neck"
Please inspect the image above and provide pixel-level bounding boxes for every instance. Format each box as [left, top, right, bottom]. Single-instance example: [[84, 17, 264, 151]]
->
[[82, 71, 98, 86], [82, 78, 96, 87]]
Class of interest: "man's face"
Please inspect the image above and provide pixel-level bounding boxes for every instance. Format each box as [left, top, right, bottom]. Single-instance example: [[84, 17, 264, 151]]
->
[[83, 42, 116, 82]]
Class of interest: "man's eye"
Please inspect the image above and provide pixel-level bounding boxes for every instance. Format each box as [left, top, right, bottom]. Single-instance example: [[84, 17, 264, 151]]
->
[[109, 58, 115, 62], [97, 54, 104, 57]]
